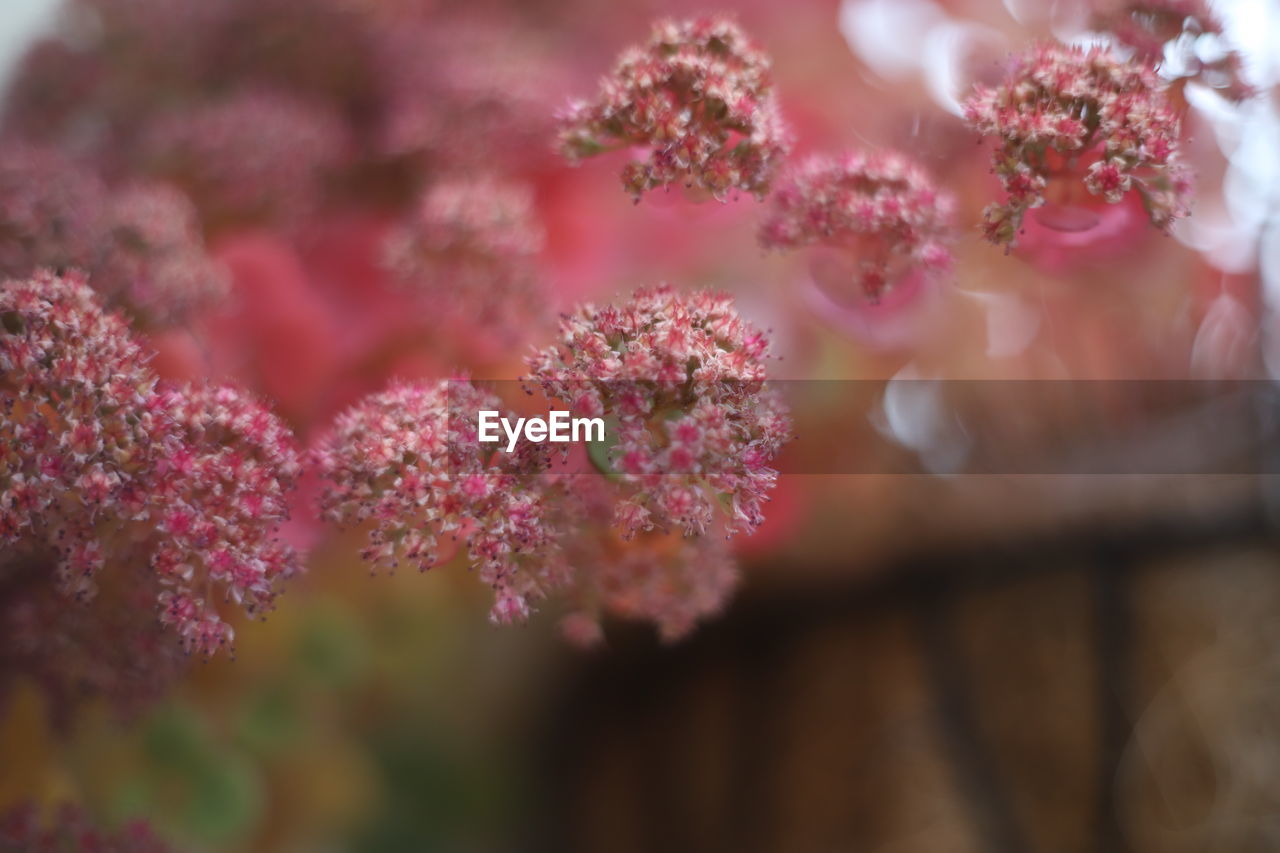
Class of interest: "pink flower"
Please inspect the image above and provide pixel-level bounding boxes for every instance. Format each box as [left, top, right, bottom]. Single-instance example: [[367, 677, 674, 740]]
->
[[314, 372, 776, 642], [374, 17, 559, 173], [140, 89, 348, 224], [149, 381, 302, 652], [1, 270, 301, 658], [559, 16, 791, 201], [383, 177, 548, 344], [0, 143, 106, 278], [312, 379, 570, 624], [0, 144, 227, 328], [760, 150, 955, 303], [526, 284, 792, 538], [562, 530, 739, 645], [963, 41, 1191, 249], [95, 182, 229, 327]]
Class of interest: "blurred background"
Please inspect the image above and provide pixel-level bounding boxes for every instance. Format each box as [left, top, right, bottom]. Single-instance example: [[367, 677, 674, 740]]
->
[[2, 0, 1280, 850]]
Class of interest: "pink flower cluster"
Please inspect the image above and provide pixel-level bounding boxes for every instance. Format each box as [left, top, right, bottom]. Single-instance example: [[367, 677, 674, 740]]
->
[[312, 380, 568, 625], [0, 144, 106, 278], [526, 284, 791, 538], [1091, 0, 1254, 101], [2, 553, 188, 723], [140, 89, 347, 223], [316, 286, 789, 641], [383, 177, 547, 340], [558, 16, 790, 201], [963, 41, 1192, 247], [561, 530, 739, 645], [0, 144, 226, 327], [760, 151, 955, 302], [0, 802, 169, 853], [150, 382, 302, 652], [96, 182, 229, 327], [374, 19, 558, 172], [1, 270, 300, 656]]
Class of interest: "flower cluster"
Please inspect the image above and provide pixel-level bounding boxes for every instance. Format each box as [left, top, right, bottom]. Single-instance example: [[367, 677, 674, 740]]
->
[[149, 382, 302, 653], [0, 144, 225, 327], [561, 527, 739, 645], [317, 286, 789, 640], [140, 89, 347, 223], [760, 151, 955, 302], [0, 802, 169, 853], [0, 144, 106, 278], [95, 183, 229, 327], [1, 270, 301, 657], [527, 284, 791, 538], [1, 556, 188, 723], [963, 41, 1192, 247], [312, 380, 568, 624], [1, 269, 161, 582], [383, 178, 547, 341], [1091, 0, 1254, 101], [374, 19, 557, 172], [558, 16, 790, 201]]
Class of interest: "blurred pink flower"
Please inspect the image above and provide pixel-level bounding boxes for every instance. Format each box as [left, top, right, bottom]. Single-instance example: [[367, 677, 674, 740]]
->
[[0, 802, 170, 852], [761, 149, 955, 303], [95, 182, 229, 327], [140, 89, 348, 224], [383, 177, 549, 346]]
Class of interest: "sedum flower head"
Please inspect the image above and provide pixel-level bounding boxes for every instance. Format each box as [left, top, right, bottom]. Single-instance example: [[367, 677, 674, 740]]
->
[[374, 19, 557, 172], [149, 382, 302, 653], [313, 379, 568, 625], [558, 15, 790, 201], [963, 41, 1192, 247], [313, 374, 767, 642], [1, 268, 160, 581], [383, 177, 547, 340], [1091, 0, 1254, 101], [0, 143, 107, 279], [1, 556, 189, 724], [140, 89, 347, 223], [96, 182, 230, 327], [1, 270, 300, 657], [526, 284, 791, 538], [0, 144, 225, 327], [760, 150, 955, 302], [562, 527, 738, 645]]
